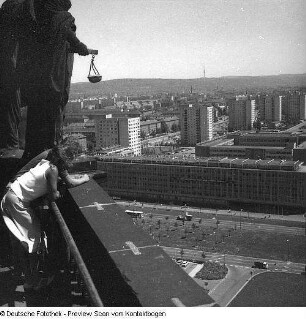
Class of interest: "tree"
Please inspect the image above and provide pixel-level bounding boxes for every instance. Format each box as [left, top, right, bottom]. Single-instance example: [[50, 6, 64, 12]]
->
[[216, 219, 220, 229], [87, 140, 95, 153], [161, 121, 169, 133], [156, 127, 162, 135], [150, 130, 156, 137], [140, 130, 147, 139], [171, 123, 178, 132], [63, 135, 82, 158]]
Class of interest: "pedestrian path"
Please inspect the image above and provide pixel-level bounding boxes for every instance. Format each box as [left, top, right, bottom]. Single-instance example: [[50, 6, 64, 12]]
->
[[208, 265, 251, 307], [188, 264, 203, 278]]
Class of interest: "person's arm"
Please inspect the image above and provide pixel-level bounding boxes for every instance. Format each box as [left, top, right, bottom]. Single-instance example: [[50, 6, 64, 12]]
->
[[46, 165, 60, 201], [59, 169, 90, 188], [65, 22, 97, 56], [65, 24, 89, 56]]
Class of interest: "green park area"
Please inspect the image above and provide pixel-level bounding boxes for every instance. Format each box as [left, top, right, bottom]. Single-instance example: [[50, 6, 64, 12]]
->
[[229, 272, 306, 307], [194, 261, 228, 280], [136, 214, 306, 263]]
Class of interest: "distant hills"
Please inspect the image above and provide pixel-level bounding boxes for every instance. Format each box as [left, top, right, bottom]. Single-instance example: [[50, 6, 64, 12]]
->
[[70, 73, 306, 98]]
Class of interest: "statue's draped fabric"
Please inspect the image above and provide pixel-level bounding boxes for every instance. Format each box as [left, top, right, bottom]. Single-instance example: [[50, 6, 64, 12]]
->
[[0, 0, 88, 159], [0, 0, 36, 149]]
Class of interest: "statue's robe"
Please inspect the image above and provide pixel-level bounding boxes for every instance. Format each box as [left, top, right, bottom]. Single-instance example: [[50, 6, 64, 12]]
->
[[19, 0, 88, 160], [0, 0, 35, 149]]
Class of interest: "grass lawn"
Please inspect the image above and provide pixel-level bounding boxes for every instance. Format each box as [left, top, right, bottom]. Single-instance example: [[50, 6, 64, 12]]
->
[[194, 261, 228, 280], [129, 204, 305, 228], [136, 216, 306, 263], [229, 272, 306, 307]]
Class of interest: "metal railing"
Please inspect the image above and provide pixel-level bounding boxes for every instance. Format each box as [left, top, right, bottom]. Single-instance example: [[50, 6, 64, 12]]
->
[[50, 201, 103, 307]]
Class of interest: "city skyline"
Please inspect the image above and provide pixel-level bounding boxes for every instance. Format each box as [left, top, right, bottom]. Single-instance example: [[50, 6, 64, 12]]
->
[[1, 0, 306, 83]]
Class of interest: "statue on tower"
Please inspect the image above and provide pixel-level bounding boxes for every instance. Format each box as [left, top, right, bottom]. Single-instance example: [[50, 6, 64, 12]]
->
[[0, 0, 97, 161]]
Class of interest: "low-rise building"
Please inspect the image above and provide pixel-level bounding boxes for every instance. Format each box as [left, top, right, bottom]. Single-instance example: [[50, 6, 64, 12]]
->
[[195, 131, 306, 162]]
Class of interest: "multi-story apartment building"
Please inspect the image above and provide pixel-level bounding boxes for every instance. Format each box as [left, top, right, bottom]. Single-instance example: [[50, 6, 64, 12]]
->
[[97, 156, 306, 214], [95, 114, 119, 149], [63, 121, 96, 145], [118, 117, 141, 155], [95, 114, 141, 155], [140, 116, 179, 136], [227, 95, 256, 131], [179, 102, 213, 146], [283, 92, 306, 122], [258, 95, 283, 122]]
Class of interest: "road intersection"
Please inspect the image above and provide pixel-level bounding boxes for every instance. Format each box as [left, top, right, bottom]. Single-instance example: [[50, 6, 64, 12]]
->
[[161, 246, 305, 274], [161, 246, 305, 306]]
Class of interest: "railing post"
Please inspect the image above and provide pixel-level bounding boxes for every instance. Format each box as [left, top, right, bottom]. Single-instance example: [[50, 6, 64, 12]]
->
[[50, 201, 104, 307]]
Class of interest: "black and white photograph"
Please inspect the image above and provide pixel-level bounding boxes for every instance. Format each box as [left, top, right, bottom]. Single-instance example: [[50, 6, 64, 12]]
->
[[0, 0, 305, 316]]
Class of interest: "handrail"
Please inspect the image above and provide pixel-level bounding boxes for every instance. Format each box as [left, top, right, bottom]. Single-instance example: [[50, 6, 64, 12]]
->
[[50, 201, 104, 307]]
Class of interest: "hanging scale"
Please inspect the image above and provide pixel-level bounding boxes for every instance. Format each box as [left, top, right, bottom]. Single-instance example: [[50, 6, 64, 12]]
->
[[88, 54, 102, 83]]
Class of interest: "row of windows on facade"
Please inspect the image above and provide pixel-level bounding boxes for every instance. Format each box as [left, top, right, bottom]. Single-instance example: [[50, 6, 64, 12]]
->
[[107, 183, 302, 202]]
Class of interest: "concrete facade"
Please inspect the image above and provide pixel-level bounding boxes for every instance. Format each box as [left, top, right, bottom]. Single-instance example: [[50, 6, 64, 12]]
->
[[228, 96, 256, 131], [118, 117, 141, 156], [97, 156, 306, 213], [195, 132, 306, 162], [258, 95, 283, 122], [283, 92, 306, 121], [180, 103, 213, 146], [95, 114, 141, 155]]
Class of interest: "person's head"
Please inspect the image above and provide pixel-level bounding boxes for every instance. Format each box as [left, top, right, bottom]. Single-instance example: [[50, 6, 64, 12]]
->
[[44, 0, 72, 12], [46, 144, 75, 171]]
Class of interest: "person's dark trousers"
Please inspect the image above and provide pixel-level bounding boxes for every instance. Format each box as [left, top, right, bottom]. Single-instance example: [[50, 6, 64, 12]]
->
[[23, 95, 64, 161], [0, 87, 21, 149]]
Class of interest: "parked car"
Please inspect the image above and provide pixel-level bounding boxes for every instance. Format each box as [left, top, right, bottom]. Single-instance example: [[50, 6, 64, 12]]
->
[[185, 212, 193, 221], [175, 259, 183, 265], [252, 261, 268, 269], [176, 213, 193, 221], [181, 261, 189, 268]]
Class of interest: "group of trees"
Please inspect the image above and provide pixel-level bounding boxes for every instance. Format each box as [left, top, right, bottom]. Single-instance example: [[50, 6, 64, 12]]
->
[[140, 122, 180, 139], [63, 135, 83, 156]]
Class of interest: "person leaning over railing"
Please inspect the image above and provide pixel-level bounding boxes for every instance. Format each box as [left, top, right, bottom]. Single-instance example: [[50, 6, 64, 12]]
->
[[0, 145, 89, 291]]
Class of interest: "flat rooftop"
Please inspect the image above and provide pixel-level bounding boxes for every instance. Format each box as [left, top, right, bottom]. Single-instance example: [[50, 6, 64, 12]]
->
[[295, 141, 306, 149], [196, 138, 233, 147], [285, 121, 306, 133], [97, 155, 304, 172]]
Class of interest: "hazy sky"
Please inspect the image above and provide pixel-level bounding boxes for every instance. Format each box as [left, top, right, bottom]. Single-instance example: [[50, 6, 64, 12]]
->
[[1, 0, 306, 82]]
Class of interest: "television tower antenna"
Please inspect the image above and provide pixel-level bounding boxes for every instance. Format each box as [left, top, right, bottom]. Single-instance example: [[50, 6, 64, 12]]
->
[[202, 64, 206, 96]]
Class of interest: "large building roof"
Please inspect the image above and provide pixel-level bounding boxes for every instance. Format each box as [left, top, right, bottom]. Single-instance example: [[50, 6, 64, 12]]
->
[[97, 155, 304, 172]]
